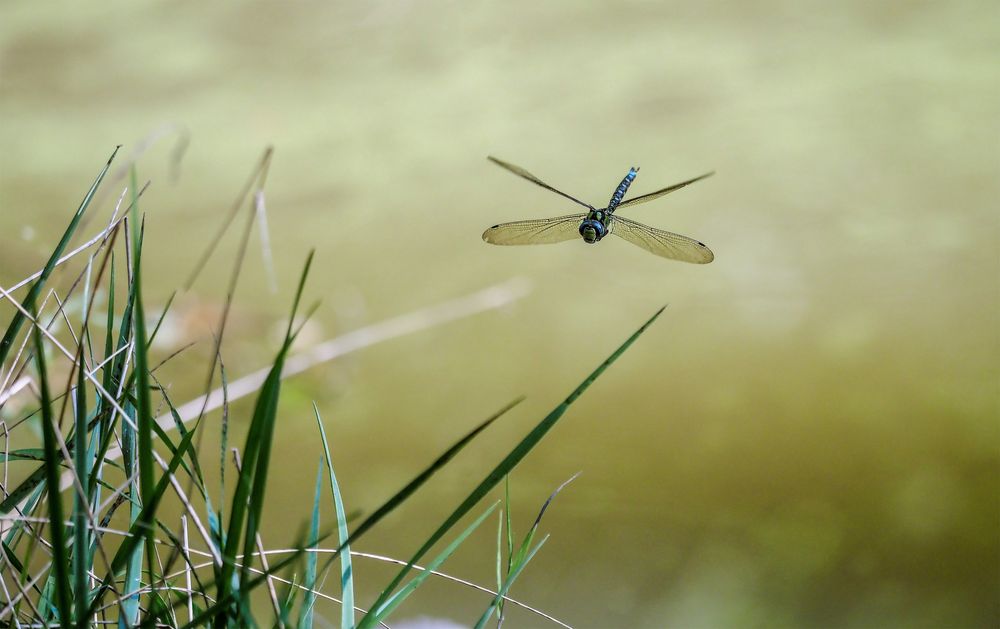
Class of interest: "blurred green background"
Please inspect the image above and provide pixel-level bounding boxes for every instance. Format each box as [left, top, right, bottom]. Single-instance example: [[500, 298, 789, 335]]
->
[[1, 1, 997, 627]]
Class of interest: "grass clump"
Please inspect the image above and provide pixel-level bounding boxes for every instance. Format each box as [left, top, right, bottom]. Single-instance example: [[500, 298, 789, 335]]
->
[[0, 148, 664, 627]]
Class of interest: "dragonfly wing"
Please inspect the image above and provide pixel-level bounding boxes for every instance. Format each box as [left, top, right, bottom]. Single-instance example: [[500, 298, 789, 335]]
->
[[482, 214, 586, 246], [617, 172, 714, 209], [610, 215, 714, 263], [488, 156, 594, 210]]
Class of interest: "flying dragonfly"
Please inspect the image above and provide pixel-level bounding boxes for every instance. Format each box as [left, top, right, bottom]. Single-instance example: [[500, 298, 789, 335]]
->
[[482, 156, 715, 263]]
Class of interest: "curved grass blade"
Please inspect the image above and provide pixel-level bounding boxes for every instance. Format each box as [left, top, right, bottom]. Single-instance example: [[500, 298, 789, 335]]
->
[[313, 403, 354, 629], [358, 306, 666, 628], [520, 472, 579, 563]]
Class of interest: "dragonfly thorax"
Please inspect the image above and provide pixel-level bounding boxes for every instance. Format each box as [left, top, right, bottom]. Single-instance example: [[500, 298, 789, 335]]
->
[[579, 218, 607, 244]]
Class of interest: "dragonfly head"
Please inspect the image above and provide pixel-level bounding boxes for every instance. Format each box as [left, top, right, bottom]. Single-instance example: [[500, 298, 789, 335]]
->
[[579, 219, 607, 244]]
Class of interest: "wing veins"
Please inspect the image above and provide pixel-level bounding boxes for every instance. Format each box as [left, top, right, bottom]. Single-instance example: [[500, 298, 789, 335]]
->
[[482, 214, 585, 246], [610, 215, 714, 263]]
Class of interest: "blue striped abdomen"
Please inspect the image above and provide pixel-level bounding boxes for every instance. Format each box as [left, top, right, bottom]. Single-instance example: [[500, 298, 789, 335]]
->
[[607, 167, 639, 211]]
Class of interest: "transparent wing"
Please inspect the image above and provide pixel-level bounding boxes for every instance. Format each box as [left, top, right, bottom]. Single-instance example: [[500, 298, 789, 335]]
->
[[482, 214, 586, 246], [610, 215, 714, 263], [488, 156, 594, 210], [617, 171, 714, 209]]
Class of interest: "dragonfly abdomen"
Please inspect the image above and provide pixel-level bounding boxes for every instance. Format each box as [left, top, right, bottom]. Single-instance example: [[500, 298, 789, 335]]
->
[[607, 167, 639, 212]]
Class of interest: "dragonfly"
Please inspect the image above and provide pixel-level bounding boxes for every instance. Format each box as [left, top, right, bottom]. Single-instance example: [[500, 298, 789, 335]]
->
[[482, 156, 715, 263]]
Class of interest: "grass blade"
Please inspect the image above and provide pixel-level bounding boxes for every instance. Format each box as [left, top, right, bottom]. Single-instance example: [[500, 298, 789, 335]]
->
[[128, 175, 159, 623], [514, 472, 579, 570], [359, 306, 665, 628], [373, 502, 500, 623], [297, 460, 324, 628], [218, 250, 313, 622], [86, 421, 202, 620], [313, 403, 354, 629], [473, 536, 549, 629], [32, 313, 73, 625], [0, 146, 119, 367], [174, 536, 322, 629], [315, 396, 524, 590], [72, 359, 90, 623]]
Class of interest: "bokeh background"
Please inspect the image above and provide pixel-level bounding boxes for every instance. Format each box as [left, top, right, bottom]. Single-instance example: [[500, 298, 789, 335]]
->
[[1, 1, 997, 627]]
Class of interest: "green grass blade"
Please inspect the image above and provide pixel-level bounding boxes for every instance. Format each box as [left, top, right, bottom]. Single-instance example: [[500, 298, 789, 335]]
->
[[499, 475, 514, 620], [0, 466, 47, 513], [359, 306, 665, 627], [473, 536, 549, 629], [316, 396, 524, 593], [495, 506, 503, 620], [147, 290, 176, 346], [218, 356, 230, 532], [512, 472, 579, 570], [0, 146, 119, 367], [373, 502, 500, 623], [0, 224, 127, 518], [219, 361, 283, 620], [86, 421, 201, 620], [121, 400, 142, 629], [32, 315, 74, 626], [129, 177, 159, 622], [174, 537, 321, 629], [219, 251, 313, 620], [72, 359, 90, 625], [297, 460, 324, 628], [313, 403, 354, 629], [0, 448, 47, 462], [3, 482, 45, 548], [505, 476, 514, 566]]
